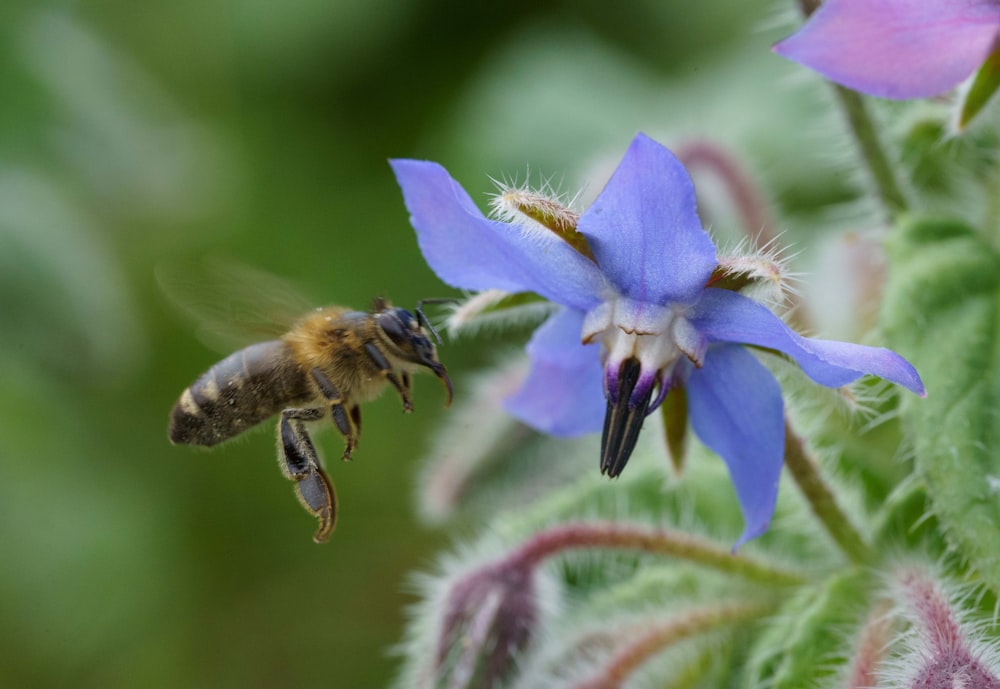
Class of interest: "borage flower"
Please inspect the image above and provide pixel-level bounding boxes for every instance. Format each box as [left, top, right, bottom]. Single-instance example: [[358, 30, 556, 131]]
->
[[773, 1, 1000, 107], [391, 133, 924, 546]]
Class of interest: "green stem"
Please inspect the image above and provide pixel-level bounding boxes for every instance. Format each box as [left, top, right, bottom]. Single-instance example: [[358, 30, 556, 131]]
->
[[793, 0, 909, 221], [784, 422, 874, 565], [833, 85, 909, 219]]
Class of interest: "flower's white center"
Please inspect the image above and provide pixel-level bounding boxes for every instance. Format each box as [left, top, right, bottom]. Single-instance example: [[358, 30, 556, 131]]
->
[[582, 296, 706, 375]]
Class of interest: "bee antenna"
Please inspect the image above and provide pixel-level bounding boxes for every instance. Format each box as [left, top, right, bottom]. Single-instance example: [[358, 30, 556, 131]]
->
[[416, 298, 457, 345]]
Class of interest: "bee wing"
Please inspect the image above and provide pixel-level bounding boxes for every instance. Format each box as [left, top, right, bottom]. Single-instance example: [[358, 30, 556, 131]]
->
[[157, 257, 317, 352]]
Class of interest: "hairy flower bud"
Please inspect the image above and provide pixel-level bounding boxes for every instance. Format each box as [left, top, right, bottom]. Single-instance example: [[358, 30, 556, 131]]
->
[[888, 568, 1000, 689], [434, 559, 539, 689]]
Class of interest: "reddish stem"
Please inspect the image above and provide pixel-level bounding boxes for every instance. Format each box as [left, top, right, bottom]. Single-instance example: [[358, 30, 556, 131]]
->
[[676, 140, 776, 246], [510, 521, 805, 586]]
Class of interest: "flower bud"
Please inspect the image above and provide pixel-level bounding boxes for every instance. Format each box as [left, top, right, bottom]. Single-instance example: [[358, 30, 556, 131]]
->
[[434, 558, 540, 689], [889, 568, 1000, 689]]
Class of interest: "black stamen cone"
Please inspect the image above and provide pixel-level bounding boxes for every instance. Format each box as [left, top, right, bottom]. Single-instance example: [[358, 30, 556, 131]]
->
[[600, 357, 654, 478]]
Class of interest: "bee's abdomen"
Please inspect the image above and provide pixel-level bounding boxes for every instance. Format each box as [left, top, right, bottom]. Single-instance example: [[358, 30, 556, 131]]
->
[[170, 341, 311, 446]]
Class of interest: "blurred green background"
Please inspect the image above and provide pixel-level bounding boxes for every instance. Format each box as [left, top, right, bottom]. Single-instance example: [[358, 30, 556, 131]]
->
[[0, 1, 834, 686]]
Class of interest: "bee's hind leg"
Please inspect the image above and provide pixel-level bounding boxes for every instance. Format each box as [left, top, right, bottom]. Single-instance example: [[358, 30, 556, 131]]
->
[[310, 368, 360, 459], [277, 407, 336, 543], [362, 343, 413, 412], [278, 407, 323, 478]]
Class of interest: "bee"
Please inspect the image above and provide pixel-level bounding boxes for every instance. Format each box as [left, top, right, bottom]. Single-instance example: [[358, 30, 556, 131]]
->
[[169, 296, 453, 543]]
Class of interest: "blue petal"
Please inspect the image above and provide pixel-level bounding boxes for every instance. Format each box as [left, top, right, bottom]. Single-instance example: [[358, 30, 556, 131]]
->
[[577, 133, 717, 304], [773, 0, 1000, 100], [686, 344, 785, 548], [504, 308, 605, 436], [689, 289, 925, 395], [391, 159, 606, 312]]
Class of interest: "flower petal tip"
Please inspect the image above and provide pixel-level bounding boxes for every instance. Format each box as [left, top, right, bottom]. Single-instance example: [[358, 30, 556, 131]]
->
[[732, 519, 770, 553], [906, 370, 927, 398], [891, 358, 925, 398]]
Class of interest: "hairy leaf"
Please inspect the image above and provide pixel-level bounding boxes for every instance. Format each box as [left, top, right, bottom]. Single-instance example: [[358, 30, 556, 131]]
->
[[745, 568, 874, 689], [882, 217, 1000, 591]]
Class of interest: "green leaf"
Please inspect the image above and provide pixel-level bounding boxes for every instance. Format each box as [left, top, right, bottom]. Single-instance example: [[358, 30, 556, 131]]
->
[[882, 217, 1000, 592], [870, 476, 946, 556], [745, 569, 874, 689], [958, 47, 1000, 130]]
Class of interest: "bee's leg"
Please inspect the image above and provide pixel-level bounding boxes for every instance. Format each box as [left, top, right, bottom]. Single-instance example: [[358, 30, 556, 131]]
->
[[362, 343, 413, 412], [294, 465, 336, 544], [310, 368, 360, 459], [278, 407, 324, 479], [277, 407, 336, 543]]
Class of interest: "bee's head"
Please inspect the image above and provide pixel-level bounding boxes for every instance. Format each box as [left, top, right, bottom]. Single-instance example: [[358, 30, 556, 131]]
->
[[374, 302, 452, 406]]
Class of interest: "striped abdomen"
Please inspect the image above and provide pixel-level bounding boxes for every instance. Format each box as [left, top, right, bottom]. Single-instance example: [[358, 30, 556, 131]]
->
[[169, 340, 312, 446]]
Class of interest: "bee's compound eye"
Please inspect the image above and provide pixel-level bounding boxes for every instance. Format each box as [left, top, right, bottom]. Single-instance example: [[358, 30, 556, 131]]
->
[[377, 310, 410, 346]]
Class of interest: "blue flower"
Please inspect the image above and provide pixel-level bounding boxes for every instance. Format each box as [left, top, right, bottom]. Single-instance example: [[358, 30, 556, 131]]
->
[[391, 133, 924, 546]]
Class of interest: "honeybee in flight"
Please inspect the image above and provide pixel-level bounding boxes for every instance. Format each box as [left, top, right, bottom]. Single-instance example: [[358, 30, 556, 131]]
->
[[168, 282, 452, 544]]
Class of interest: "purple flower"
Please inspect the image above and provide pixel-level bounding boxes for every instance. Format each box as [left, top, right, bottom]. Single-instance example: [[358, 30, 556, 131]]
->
[[391, 133, 924, 546], [773, 0, 1000, 99]]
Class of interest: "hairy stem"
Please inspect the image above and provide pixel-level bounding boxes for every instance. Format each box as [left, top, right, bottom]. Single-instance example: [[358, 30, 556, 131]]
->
[[844, 600, 894, 689], [512, 521, 807, 586], [835, 86, 909, 218], [570, 602, 770, 689], [784, 422, 873, 564]]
